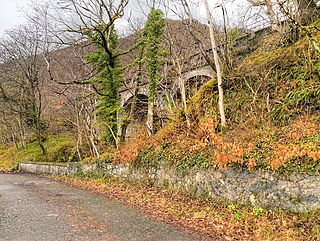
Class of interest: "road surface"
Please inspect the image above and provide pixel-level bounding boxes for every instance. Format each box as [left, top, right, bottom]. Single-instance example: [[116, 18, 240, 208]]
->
[[0, 173, 209, 241]]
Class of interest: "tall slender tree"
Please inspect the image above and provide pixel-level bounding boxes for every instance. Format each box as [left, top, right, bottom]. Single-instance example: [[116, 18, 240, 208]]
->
[[180, 0, 226, 127], [203, 0, 226, 128], [143, 8, 166, 134]]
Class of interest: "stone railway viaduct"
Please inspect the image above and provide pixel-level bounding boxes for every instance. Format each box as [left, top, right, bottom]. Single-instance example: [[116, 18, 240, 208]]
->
[[45, 20, 272, 137], [117, 24, 272, 134]]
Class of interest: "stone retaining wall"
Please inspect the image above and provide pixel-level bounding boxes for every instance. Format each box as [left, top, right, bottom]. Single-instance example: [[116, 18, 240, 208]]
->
[[19, 162, 78, 176], [18, 162, 320, 212]]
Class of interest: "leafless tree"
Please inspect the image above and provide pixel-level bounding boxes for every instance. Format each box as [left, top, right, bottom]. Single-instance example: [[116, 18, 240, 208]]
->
[[179, 0, 227, 128], [203, 0, 226, 128], [247, 0, 319, 33], [51, 84, 100, 159], [0, 24, 48, 154]]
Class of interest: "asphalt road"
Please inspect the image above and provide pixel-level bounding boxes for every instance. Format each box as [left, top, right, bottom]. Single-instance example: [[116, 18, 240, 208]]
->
[[0, 173, 209, 241]]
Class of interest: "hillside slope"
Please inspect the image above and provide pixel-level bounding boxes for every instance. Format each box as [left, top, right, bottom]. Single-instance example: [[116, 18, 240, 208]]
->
[[114, 21, 320, 174]]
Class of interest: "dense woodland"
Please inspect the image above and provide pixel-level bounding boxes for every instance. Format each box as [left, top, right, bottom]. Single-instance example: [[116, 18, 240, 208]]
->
[[0, 0, 319, 173]]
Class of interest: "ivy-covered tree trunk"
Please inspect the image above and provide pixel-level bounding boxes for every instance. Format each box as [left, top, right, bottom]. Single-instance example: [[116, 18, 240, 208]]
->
[[147, 95, 155, 135], [144, 9, 166, 135], [55, 0, 132, 148], [146, 46, 158, 135], [85, 26, 124, 146]]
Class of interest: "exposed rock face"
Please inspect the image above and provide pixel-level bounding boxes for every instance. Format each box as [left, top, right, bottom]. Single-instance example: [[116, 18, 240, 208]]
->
[[19, 162, 320, 212]]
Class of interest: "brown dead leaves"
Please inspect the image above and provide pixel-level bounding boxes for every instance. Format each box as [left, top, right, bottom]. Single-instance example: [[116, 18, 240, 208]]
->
[[53, 175, 320, 241]]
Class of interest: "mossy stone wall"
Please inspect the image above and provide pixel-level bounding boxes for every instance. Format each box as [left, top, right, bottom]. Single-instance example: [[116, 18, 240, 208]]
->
[[18, 162, 320, 212]]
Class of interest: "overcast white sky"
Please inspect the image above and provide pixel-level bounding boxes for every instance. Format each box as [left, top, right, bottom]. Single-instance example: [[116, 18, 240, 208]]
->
[[0, 0, 31, 36], [0, 0, 256, 38]]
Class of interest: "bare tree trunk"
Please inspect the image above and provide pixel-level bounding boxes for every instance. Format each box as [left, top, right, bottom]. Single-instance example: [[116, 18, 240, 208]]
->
[[116, 107, 123, 147], [76, 102, 83, 161], [17, 116, 26, 149], [9, 125, 18, 149], [219, 3, 233, 70], [84, 95, 100, 157], [179, 76, 191, 127], [147, 101, 154, 135], [203, 0, 227, 128], [37, 128, 46, 156]]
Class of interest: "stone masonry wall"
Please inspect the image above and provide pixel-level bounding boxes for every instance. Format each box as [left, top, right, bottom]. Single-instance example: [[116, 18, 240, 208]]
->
[[18, 162, 320, 212], [19, 162, 78, 176]]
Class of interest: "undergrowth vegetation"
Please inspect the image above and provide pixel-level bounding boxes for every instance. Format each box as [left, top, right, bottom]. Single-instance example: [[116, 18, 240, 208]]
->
[[111, 21, 320, 174], [0, 132, 76, 171], [113, 116, 319, 174], [228, 23, 320, 127], [2, 22, 319, 175]]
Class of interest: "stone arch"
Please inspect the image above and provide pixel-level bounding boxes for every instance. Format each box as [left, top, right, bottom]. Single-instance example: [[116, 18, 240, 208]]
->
[[123, 94, 148, 119], [120, 83, 149, 106], [184, 66, 213, 80], [122, 93, 149, 140], [182, 66, 214, 99]]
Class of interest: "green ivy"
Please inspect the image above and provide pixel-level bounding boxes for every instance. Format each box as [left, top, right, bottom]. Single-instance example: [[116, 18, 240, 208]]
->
[[141, 9, 166, 133], [85, 26, 124, 143]]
